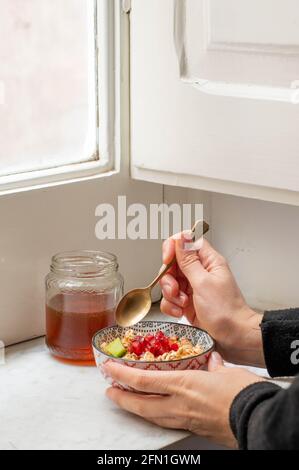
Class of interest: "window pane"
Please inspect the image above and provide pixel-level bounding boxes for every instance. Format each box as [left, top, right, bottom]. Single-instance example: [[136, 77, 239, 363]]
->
[[0, 0, 97, 177]]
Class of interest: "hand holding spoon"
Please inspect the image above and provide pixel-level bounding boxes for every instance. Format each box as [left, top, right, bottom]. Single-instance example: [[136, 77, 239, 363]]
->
[[115, 220, 210, 327]]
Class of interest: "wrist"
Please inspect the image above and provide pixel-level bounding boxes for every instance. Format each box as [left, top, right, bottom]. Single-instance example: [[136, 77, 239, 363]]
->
[[224, 307, 265, 367]]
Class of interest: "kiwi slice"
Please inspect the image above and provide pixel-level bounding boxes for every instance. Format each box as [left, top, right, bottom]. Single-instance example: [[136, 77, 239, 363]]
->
[[106, 337, 127, 358]]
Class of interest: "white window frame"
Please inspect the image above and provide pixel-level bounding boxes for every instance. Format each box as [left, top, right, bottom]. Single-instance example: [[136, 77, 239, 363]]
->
[[0, 0, 120, 196]]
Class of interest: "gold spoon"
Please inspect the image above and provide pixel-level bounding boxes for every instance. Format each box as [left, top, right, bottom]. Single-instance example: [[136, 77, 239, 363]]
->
[[115, 220, 210, 327]]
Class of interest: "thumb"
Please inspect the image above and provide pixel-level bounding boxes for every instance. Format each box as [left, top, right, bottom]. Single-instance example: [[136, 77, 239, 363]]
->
[[208, 351, 224, 372], [174, 235, 206, 288]]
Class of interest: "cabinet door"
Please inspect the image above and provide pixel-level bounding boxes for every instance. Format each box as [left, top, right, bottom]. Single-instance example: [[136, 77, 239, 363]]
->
[[130, 0, 299, 205]]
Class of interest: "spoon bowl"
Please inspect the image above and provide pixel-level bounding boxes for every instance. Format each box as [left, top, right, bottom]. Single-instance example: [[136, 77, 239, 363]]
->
[[115, 288, 152, 327]]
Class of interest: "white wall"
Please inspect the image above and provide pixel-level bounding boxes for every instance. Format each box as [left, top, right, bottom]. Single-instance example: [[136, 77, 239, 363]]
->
[[182, 187, 299, 311], [211, 193, 299, 311], [0, 175, 164, 346]]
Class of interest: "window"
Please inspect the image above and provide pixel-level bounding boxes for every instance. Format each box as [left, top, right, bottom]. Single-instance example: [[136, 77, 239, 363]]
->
[[0, 0, 116, 194]]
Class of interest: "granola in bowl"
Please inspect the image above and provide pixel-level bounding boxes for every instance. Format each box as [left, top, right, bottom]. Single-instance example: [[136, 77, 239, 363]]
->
[[100, 329, 204, 362], [93, 322, 214, 391]]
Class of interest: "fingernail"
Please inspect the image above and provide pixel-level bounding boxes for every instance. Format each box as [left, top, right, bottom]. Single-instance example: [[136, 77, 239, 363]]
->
[[183, 229, 193, 241], [209, 352, 217, 366], [100, 366, 111, 380], [210, 351, 223, 365]]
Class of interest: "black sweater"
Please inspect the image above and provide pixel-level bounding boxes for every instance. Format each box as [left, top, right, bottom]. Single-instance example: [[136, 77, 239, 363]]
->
[[230, 308, 299, 450]]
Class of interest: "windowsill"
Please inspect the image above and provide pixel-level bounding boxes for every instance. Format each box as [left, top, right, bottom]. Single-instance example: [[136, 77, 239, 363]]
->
[[0, 306, 189, 451], [0, 161, 117, 197], [0, 305, 290, 450]]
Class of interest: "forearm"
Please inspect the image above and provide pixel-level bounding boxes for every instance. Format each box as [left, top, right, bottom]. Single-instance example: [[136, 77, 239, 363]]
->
[[221, 308, 265, 368], [225, 307, 299, 374]]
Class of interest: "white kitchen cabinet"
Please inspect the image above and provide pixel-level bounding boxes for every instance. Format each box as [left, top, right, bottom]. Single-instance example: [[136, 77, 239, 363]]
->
[[130, 0, 299, 205]]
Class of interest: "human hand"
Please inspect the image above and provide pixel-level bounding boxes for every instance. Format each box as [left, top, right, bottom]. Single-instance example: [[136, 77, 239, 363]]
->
[[160, 234, 264, 366], [104, 352, 265, 448]]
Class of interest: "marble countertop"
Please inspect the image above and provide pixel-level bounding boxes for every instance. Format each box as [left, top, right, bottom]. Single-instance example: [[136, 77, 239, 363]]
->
[[0, 306, 195, 451], [1, 307, 286, 451], [0, 336, 189, 450]]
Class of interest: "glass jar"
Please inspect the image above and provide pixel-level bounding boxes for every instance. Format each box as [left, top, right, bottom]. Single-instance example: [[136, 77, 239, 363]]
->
[[45, 251, 124, 363]]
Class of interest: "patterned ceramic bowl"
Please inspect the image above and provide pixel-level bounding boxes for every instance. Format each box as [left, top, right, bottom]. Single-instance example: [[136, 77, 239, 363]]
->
[[92, 321, 214, 391]]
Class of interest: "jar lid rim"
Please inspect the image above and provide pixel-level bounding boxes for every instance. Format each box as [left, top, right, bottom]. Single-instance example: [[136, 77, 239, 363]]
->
[[50, 250, 118, 277]]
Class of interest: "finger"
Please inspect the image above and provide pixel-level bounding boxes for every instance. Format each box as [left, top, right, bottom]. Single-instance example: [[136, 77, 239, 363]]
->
[[160, 298, 183, 318], [162, 238, 175, 264], [197, 239, 227, 271], [161, 288, 188, 308], [160, 273, 179, 297], [163, 231, 195, 265], [175, 237, 206, 287], [208, 351, 224, 372], [103, 362, 183, 395], [106, 387, 169, 419], [162, 232, 194, 266]]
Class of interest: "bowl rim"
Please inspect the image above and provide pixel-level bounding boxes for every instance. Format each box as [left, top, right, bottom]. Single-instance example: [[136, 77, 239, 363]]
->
[[92, 320, 215, 365]]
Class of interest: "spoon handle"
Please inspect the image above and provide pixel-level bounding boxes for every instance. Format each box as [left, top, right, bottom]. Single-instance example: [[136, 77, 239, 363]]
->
[[148, 220, 210, 289], [148, 258, 176, 289]]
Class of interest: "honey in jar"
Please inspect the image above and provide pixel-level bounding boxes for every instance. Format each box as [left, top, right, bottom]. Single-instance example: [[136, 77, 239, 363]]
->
[[45, 251, 124, 363]]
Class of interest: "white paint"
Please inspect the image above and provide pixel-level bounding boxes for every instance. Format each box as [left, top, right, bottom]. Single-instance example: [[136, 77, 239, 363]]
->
[[132, 166, 299, 207], [209, 0, 299, 48], [175, 0, 299, 90], [97, 0, 119, 171], [122, 0, 131, 14], [190, 80, 299, 104], [0, 175, 165, 347], [131, 0, 299, 203]]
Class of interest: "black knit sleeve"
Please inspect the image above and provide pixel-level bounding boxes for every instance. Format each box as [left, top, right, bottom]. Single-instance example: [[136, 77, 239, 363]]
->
[[230, 377, 299, 449], [261, 308, 299, 377]]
